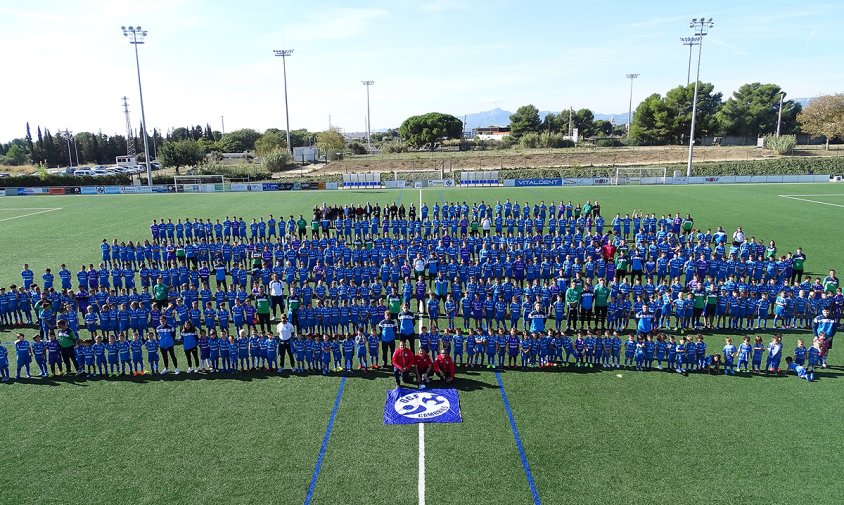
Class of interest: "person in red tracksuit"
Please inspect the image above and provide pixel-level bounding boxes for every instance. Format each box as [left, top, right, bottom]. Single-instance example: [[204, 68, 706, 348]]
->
[[434, 349, 455, 383], [392, 340, 419, 388], [415, 348, 433, 388]]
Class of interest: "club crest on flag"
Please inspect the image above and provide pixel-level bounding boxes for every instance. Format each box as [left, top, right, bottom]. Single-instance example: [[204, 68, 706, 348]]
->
[[384, 388, 462, 424]]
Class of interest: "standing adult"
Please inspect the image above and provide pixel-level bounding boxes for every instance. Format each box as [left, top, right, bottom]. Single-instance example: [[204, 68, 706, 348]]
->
[[276, 314, 296, 370], [55, 319, 79, 374], [255, 286, 271, 333], [790, 247, 806, 285], [181, 321, 199, 373], [391, 340, 418, 389], [813, 307, 838, 354], [378, 311, 397, 369], [397, 304, 416, 352], [268, 274, 285, 320], [156, 316, 179, 374], [732, 226, 745, 248], [593, 279, 610, 331]]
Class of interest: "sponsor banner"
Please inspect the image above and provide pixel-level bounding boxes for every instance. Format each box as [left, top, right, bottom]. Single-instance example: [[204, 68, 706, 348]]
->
[[66, 186, 81, 195], [503, 179, 516, 187], [17, 187, 49, 195], [575, 178, 594, 186], [563, 178, 577, 186], [262, 183, 279, 191], [325, 182, 339, 190], [593, 177, 611, 185], [702, 176, 720, 184], [231, 183, 248, 192], [151, 185, 170, 193], [136, 186, 153, 193], [298, 182, 320, 190], [105, 186, 121, 194], [672, 176, 689, 185], [515, 178, 561, 187], [214, 183, 226, 192], [48, 187, 66, 195], [81, 186, 98, 195], [277, 182, 294, 191], [385, 180, 406, 189], [120, 186, 138, 194], [384, 388, 462, 425], [247, 183, 264, 192]]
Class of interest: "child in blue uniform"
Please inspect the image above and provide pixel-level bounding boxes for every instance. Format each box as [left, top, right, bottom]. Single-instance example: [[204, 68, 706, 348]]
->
[[355, 329, 368, 370], [266, 333, 279, 372], [452, 330, 464, 367], [105, 335, 119, 375], [751, 336, 764, 373], [15, 333, 32, 379], [737, 336, 752, 372], [32, 335, 48, 377], [0, 343, 9, 381], [117, 333, 132, 375], [92, 336, 107, 376], [766, 335, 783, 374], [785, 356, 811, 381], [722, 337, 737, 375], [145, 331, 160, 374], [130, 332, 145, 375], [321, 335, 332, 375], [793, 339, 807, 366], [342, 333, 356, 371]]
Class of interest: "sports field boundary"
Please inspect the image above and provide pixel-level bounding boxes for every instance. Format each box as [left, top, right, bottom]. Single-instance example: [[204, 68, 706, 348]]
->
[[778, 193, 844, 208], [0, 207, 62, 222], [303, 376, 347, 505], [495, 371, 542, 505]]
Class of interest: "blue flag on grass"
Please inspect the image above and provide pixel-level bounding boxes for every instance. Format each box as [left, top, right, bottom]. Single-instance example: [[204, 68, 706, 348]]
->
[[384, 388, 462, 424]]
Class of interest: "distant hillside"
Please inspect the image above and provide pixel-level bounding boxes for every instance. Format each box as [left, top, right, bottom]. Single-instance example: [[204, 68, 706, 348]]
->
[[459, 107, 628, 130]]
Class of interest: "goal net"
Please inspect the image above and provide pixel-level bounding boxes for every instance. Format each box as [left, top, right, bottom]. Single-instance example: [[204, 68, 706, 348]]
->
[[612, 167, 667, 185], [172, 175, 225, 193]]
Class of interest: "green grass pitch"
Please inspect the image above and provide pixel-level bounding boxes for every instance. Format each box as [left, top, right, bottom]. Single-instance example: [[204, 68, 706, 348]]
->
[[1, 183, 843, 505]]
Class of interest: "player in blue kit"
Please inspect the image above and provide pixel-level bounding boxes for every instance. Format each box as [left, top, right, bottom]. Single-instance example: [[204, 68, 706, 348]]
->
[[654, 334, 667, 370], [751, 336, 765, 373], [320, 335, 332, 375], [117, 333, 132, 375], [228, 334, 240, 372], [785, 356, 811, 381], [793, 338, 807, 366], [737, 336, 752, 372], [452, 329, 464, 367], [507, 328, 520, 368], [623, 335, 636, 368], [367, 331, 380, 369], [0, 343, 9, 381], [293, 334, 306, 372], [695, 335, 707, 370], [355, 329, 369, 370], [520, 333, 531, 368], [342, 333, 355, 371], [722, 337, 737, 375], [767, 335, 783, 374], [130, 332, 145, 375], [31, 335, 48, 377], [265, 332, 279, 372]]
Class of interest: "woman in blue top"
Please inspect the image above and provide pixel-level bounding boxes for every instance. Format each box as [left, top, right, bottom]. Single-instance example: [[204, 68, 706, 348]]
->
[[182, 321, 200, 373]]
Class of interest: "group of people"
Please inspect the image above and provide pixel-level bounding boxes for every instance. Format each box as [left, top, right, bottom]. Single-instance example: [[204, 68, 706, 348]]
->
[[0, 198, 839, 385]]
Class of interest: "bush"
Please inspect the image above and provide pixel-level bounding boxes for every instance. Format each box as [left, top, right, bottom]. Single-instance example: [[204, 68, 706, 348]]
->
[[263, 149, 292, 173], [519, 132, 575, 149], [381, 142, 407, 154], [594, 138, 624, 147], [347, 142, 367, 155], [192, 163, 271, 180], [763, 134, 797, 155], [0, 173, 132, 188]]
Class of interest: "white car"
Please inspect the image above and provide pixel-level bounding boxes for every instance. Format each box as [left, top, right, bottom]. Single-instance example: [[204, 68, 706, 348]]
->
[[90, 168, 110, 176], [73, 169, 93, 177]]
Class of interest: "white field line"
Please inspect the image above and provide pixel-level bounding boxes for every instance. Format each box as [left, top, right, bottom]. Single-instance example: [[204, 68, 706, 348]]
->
[[0, 208, 62, 222], [418, 422, 426, 505], [778, 195, 844, 208]]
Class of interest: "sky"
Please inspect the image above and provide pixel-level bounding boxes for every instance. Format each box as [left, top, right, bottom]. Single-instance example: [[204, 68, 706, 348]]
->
[[1, 0, 841, 141]]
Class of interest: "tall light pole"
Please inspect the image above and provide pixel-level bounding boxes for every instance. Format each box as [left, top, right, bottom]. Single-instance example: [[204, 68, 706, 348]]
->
[[685, 17, 714, 178], [625, 74, 639, 139], [273, 49, 294, 155], [121, 25, 153, 186], [680, 36, 701, 86], [776, 91, 786, 137], [361, 80, 374, 150], [63, 129, 74, 169]]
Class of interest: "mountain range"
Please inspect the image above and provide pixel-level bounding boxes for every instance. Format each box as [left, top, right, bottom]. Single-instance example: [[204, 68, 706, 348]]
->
[[457, 99, 812, 131]]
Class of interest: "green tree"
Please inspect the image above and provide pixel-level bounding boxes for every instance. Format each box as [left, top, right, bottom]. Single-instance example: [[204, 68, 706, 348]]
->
[[315, 129, 346, 160], [630, 93, 670, 144], [218, 128, 261, 153], [5, 144, 28, 165], [631, 84, 722, 144], [398, 112, 463, 150], [158, 139, 206, 171], [263, 148, 292, 172], [254, 130, 288, 157], [508, 104, 541, 140], [798, 93, 844, 149], [716, 83, 801, 136]]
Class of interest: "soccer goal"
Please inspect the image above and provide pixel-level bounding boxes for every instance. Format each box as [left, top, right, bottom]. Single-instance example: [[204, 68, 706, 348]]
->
[[612, 167, 668, 185], [172, 174, 225, 193]]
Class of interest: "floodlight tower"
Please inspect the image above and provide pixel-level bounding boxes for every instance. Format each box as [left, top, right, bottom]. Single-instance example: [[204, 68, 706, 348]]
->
[[685, 17, 714, 178], [122, 96, 136, 158], [121, 25, 153, 185], [362, 80, 374, 150], [625, 74, 639, 139], [273, 49, 294, 154]]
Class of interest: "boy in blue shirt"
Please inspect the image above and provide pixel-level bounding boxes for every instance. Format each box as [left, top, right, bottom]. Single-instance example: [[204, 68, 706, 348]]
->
[[722, 337, 737, 375], [785, 356, 811, 381], [145, 331, 160, 374], [14, 333, 32, 379], [0, 343, 9, 381], [737, 336, 752, 372]]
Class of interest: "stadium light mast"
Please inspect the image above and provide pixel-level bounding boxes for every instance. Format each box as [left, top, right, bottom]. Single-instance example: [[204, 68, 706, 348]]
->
[[776, 91, 786, 137], [273, 49, 294, 155], [625, 74, 639, 139], [685, 17, 714, 178], [362, 80, 374, 150], [680, 36, 701, 86], [121, 25, 153, 186], [63, 129, 74, 169]]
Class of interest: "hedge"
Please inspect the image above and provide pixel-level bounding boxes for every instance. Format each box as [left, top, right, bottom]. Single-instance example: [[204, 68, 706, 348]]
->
[[0, 173, 131, 188]]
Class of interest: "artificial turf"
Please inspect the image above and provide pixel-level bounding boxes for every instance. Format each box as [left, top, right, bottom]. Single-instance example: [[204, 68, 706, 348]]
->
[[0, 183, 842, 505]]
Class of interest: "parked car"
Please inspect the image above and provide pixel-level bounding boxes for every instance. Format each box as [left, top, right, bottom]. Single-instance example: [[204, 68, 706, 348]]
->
[[73, 169, 93, 177], [90, 168, 109, 176]]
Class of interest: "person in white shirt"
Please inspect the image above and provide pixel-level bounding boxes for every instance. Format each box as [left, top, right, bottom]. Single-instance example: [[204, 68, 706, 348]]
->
[[269, 274, 286, 320], [732, 226, 745, 247], [276, 314, 295, 370]]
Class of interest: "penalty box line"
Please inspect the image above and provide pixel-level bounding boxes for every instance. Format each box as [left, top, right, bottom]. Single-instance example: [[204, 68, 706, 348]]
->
[[495, 371, 542, 505], [777, 194, 844, 208], [303, 376, 347, 505], [0, 208, 62, 222]]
